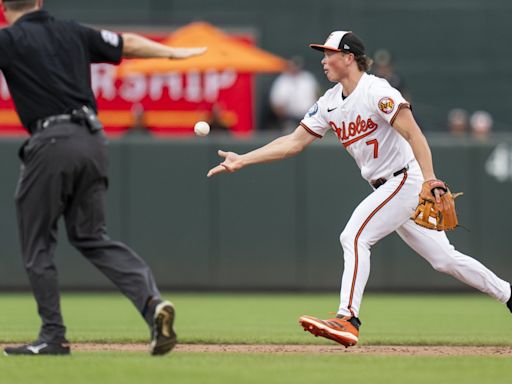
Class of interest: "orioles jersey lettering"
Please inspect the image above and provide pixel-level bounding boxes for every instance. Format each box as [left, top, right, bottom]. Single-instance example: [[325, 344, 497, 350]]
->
[[301, 73, 413, 181]]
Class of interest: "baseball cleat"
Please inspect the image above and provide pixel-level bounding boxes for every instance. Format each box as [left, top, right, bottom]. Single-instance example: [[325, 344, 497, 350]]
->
[[507, 284, 512, 313], [4, 340, 70, 356], [299, 315, 360, 348], [150, 300, 177, 356]]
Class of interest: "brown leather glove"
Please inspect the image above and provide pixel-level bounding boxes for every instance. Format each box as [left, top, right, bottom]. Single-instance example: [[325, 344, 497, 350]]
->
[[411, 180, 463, 231]]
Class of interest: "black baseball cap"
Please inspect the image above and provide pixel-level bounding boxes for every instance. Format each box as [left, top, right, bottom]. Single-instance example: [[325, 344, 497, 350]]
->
[[310, 31, 365, 56]]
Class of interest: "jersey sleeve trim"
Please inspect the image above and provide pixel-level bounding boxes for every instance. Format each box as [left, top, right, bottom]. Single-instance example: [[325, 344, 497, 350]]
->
[[300, 122, 323, 139], [390, 103, 411, 126]]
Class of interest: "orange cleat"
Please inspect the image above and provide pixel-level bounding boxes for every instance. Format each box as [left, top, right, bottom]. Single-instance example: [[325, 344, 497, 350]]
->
[[299, 315, 361, 348]]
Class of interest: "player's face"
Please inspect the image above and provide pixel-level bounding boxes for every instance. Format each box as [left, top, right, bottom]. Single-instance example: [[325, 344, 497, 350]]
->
[[321, 50, 350, 82]]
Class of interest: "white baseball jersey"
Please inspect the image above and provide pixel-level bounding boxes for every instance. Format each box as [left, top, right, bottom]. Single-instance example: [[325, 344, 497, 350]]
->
[[301, 73, 415, 182]]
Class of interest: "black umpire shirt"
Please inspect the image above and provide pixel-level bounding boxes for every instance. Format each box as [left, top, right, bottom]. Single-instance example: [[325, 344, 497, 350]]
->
[[0, 10, 123, 134]]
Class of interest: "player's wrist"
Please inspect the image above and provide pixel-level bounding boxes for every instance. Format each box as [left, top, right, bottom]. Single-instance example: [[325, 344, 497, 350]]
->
[[239, 154, 249, 168]]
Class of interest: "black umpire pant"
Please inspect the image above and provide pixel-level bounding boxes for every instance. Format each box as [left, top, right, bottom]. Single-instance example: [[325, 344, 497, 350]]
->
[[15, 121, 160, 343]]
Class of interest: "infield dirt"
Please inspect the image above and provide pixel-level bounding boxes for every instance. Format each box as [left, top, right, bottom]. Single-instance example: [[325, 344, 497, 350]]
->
[[33, 344, 512, 356]]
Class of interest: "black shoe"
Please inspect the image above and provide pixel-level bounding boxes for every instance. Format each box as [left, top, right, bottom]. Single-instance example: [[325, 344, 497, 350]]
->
[[4, 340, 70, 356], [507, 285, 512, 313], [150, 301, 177, 356]]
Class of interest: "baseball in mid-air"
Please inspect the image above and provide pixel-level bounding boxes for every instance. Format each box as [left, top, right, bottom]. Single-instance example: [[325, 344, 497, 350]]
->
[[194, 121, 210, 136]]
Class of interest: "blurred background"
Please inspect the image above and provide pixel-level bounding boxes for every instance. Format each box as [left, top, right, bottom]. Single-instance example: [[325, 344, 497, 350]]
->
[[0, 0, 511, 292]]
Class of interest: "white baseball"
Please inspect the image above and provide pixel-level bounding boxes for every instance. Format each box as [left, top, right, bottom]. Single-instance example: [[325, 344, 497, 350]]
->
[[194, 121, 210, 136]]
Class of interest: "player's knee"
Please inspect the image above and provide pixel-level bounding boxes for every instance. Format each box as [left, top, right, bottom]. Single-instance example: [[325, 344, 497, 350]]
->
[[340, 230, 370, 252], [431, 259, 455, 274], [339, 231, 355, 250]]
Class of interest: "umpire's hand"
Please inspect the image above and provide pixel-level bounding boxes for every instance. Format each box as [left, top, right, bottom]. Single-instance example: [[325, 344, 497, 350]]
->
[[169, 47, 208, 59]]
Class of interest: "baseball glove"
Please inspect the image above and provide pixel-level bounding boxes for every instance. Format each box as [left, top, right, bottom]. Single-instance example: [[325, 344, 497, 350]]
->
[[411, 179, 463, 231]]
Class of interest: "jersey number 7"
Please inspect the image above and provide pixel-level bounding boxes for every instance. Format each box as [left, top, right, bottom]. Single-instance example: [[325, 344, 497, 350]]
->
[[366, 139, 379, 159]]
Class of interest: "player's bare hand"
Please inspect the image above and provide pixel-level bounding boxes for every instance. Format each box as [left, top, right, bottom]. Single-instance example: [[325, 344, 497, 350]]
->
[[170, 47, 207, 59], [433, 187, 445, 203], [207, 150, 243, 177], [420, 179, 447, 204]]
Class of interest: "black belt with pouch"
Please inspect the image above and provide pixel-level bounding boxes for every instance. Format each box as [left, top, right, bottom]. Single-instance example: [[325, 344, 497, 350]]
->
[[371, 165, 409, 189], [33, 106, 103, 133]]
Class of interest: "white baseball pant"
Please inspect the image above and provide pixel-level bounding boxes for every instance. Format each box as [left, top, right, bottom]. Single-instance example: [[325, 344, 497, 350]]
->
[[337, 160, 511, 318]]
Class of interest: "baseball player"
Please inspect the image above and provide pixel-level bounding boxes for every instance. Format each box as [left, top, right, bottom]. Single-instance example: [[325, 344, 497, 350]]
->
[[1, 0, 206, 355], [208, 30, 512, 347]]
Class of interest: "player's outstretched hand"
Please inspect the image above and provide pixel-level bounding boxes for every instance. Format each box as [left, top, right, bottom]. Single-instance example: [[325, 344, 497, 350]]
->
[[207, 150, 243, 177], [170, 47, 207, 59]]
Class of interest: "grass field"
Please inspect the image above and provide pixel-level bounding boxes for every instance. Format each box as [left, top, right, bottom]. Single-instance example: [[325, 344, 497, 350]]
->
[[0, 292, 511, 384]]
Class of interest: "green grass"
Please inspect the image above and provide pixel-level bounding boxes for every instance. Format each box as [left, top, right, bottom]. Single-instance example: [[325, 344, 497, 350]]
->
[[1, 353, 511, 384], [0, 293, 511, 384], [0, 292, 510, 345]]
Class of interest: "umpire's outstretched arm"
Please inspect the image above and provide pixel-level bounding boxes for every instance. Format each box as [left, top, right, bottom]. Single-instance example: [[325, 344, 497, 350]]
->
[[121, 33, 206, 59]]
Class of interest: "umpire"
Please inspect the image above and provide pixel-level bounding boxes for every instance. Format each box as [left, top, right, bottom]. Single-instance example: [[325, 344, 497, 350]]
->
[[1, 0, 206, 356]]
